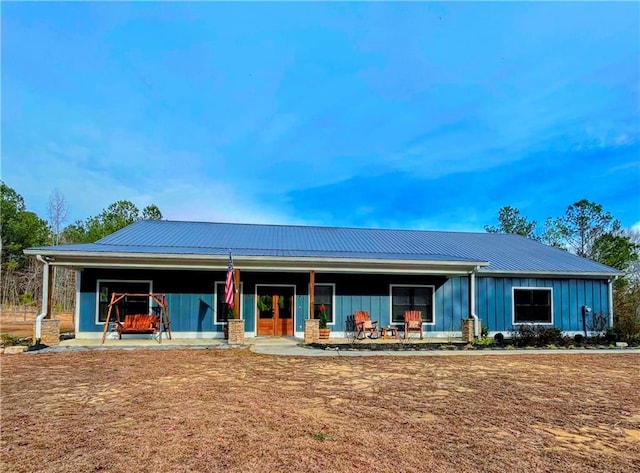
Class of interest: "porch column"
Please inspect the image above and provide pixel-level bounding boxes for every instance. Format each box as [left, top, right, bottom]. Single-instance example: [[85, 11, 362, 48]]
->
[[46, 264, 54, 319], [233, 268, 241, 320], [309, 270, 315, 319], [305, 270, 318, 343]]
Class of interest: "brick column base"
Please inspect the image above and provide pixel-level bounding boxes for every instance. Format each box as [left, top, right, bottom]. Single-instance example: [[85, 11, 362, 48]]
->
[[33, 319, 60, 346], [304, 319, 319, 344], [227, 319, 245, 345]]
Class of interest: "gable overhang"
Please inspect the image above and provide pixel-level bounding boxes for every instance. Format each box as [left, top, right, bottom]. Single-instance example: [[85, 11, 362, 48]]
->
[[23, 249, 489, 275]]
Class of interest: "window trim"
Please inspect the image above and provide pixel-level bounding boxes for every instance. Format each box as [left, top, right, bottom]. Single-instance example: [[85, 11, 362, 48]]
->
[[95, 279, 153, 325], [389, 284, 436, 326], [309, 283, 336, 326], [511, 286, 554, 325], [214, 281, 244, 325]]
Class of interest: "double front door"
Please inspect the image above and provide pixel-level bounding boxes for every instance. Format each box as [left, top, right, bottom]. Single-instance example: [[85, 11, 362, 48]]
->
[[256, 285, 294, 336]]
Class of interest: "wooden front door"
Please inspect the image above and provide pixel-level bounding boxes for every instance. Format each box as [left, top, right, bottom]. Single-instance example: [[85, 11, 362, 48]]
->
[[256, 286, 294, 336]]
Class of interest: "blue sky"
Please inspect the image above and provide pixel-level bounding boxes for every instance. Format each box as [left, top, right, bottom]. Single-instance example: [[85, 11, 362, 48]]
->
[[2, 2, 639, 233]]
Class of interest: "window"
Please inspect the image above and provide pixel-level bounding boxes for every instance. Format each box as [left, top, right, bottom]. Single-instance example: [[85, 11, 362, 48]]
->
[[313, 284, 334, 325], [391, 285, 434, 324], [96, 280, 152, 323], [215, 282, 238, 324], [513, 288, 553, 324]]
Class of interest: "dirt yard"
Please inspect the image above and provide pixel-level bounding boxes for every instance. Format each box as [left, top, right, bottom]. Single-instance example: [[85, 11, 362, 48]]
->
[[1, 350, 638, 473], [0, 311, 74, 339]]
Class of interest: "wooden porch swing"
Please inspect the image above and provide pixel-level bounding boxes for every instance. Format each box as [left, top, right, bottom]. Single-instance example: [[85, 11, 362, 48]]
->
[[101, 293, 172, 344]]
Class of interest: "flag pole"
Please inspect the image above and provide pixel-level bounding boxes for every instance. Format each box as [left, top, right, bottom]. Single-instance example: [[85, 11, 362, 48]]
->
[[224, 251, 235, 319]]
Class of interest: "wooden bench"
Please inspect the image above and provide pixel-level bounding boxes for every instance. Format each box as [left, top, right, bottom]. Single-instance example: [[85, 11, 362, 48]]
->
[[116, 314, 159, 339]]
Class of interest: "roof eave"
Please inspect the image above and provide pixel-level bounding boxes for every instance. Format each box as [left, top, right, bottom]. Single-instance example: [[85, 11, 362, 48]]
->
[[23, 249, 488, 274], [478, 269, 621, 279]]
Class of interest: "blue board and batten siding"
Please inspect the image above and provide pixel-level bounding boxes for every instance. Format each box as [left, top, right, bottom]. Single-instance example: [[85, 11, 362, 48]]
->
[[477, 277, 609, 333], [77, 268, 610, 336]]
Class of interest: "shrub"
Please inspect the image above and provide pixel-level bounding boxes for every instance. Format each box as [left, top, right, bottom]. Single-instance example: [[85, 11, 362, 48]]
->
[[20, 292, 34, 306], [588, 312, 609, 340], [481, 325, 489, 338], [614, 312, 640, 344], [1, 333, 23, 347], [511, 325, 536, 347], [511, 325, 562, 347], [537, 327, 562, 345], [605, 327, 618, 343], [559, 336, 573, 348], [472, 337, 494, 348], [573, 334, 584, 346], [494, 332, 505, 344]]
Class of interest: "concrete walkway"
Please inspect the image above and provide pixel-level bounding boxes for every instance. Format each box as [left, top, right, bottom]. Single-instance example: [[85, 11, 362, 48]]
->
[[21, 336, 640, 356]]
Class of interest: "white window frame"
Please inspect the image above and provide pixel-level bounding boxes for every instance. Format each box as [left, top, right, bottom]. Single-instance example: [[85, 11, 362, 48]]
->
[[310, 283, 336, 327], [214, 281, 244, 325], [511, 286, 554, 325], [389, 284, 436, 326], [95, 279, 153, 325]]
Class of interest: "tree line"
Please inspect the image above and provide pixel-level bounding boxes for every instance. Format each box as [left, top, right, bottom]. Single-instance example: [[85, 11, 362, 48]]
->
[[1, 181, 639, 340], [484, 200, 639, 279], [1, 181, 162, 311]]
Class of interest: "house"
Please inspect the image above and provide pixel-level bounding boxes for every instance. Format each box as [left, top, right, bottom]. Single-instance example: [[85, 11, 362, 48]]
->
[[24, 220, 620, 341]]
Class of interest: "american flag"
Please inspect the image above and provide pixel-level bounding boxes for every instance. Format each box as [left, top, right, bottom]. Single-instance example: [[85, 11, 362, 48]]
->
[[224, 253, 234, 308]]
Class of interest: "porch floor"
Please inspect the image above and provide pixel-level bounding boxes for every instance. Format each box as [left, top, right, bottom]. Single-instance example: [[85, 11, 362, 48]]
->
[[56, 335, 464, 348], [58, 337, 227, 347], [313, 337, 467, 348]]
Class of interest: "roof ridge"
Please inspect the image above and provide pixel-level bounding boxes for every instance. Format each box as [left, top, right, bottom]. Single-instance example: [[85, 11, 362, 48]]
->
[[143, 219, 498, 236], [93, 240, 478, 258]]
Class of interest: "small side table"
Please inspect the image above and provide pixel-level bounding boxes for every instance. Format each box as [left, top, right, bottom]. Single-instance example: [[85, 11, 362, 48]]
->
[[380, 326, 399, 339]]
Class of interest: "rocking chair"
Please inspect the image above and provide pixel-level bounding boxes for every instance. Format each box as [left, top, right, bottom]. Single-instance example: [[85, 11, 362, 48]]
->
[[354, 311, 378, 339]]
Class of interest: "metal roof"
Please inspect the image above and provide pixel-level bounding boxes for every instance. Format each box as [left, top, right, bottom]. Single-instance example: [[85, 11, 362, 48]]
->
[[26, 220, 620, 275]]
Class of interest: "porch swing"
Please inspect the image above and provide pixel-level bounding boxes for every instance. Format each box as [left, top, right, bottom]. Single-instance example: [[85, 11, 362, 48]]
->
[[100, 292, 172, 344]]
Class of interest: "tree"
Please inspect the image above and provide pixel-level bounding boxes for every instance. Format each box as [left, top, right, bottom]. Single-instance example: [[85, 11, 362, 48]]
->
[[591, 233, 639, 274], [47, 189, 69, 245], [99, 200, 140, 236], [1, 182, 49, 267], [484, 206, 538, 239], [550, 199, 621, 258], [540, 217, 566, 249], [62, 200, 163, 244], [142, 204, 163, 220]]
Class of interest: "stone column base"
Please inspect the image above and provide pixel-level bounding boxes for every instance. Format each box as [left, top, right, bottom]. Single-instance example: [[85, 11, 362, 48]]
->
[[461, 319, 477, 342], [304, 319, 319, 344], [33, 319, 60, 346], [227, 319, 245, 345]]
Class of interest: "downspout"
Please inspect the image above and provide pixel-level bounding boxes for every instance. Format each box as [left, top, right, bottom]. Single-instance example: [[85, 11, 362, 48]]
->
[[470, 266, 480, 338], [34, 255, 50, 344], [608, 276, 616, 329]]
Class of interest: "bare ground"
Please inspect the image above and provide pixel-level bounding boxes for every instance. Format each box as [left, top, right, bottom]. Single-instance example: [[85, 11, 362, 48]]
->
[[1, 350, 638, 473], [0, 312, 74, 339]]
